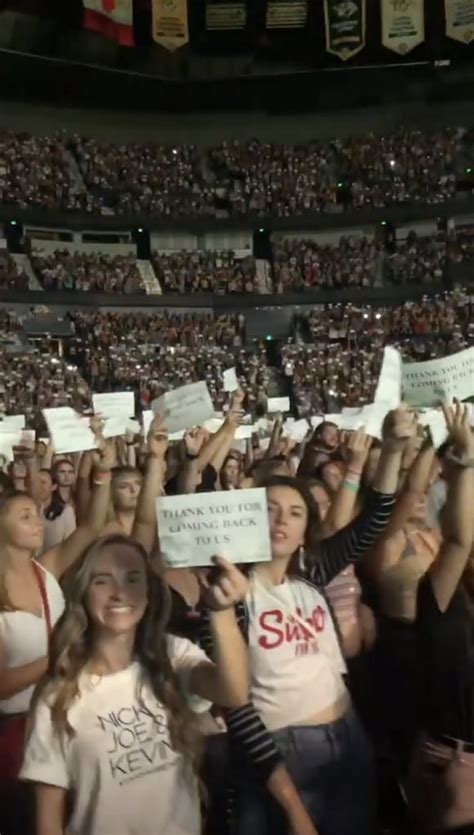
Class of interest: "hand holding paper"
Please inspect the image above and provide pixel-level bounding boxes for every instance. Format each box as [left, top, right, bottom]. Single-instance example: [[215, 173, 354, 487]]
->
[[197, 557, 249, 610], [147, 414, 168, 460], [157, 488, 272, 568], [382, 407, 418, 453]]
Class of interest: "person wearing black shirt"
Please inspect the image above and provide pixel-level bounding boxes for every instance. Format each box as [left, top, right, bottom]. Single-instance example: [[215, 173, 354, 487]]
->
[[408, 403, 474, 834]]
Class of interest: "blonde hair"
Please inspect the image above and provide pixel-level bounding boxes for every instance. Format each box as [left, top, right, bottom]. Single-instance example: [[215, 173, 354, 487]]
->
[[33, 534, 201, 770]]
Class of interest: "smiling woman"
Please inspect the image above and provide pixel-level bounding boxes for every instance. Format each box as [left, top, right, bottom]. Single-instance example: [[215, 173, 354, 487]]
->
[[20, 533, 250, 835]]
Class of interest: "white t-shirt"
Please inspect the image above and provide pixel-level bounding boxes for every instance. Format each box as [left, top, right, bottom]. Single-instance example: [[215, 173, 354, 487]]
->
[[247, 574, 347, 731], [21, 637, 209, 835], [0, 563, 65, 715]]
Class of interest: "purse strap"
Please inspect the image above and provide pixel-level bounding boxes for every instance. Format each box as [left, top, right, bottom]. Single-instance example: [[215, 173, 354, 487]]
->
[[32, 561, 52, 642]]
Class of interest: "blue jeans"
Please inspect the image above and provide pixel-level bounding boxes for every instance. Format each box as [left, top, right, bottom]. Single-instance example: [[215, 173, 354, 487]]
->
[[234, 708, 375, 835]]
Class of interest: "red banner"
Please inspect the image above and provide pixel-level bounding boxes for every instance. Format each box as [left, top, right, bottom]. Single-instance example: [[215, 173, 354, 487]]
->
[[83, 0, 134, 47]]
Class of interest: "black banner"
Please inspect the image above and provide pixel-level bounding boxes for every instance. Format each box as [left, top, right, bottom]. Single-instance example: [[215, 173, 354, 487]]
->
[[266, 0, 308, 29], [324, 0, 366, 60], [206, 2, 247, 30]]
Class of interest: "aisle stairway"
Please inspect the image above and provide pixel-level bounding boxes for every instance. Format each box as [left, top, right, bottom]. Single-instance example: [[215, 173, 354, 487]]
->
[[137, 260, 162, 294], [255, 259, 272, 293], [11, 254, 43, 290]]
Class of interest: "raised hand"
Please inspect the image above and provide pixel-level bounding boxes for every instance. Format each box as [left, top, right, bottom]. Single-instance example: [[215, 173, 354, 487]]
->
[[382, 407, 418, 453], [147, 414, 168, 459], [92, 439, 116, 473], [184, 427, 205, 457], [198, 557, 248, 611], [230, 388, 245, 410], [345, 427, 372, 470], [442, 399, 474, 458]]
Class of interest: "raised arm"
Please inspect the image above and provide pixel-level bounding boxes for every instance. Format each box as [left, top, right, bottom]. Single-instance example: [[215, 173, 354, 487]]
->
[[308, 408, 417, 587], [318, 429, 372, 538], [428, 402, 474, 612], [39, 439, 114, 579], [131, 415, 167, 554]]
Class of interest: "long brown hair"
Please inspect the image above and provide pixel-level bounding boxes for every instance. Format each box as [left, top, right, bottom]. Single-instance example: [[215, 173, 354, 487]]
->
[[32, 534, 201, 770]]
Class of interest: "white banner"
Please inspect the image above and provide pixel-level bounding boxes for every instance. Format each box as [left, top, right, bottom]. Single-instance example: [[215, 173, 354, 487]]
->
[[402, 346, 474, 407], [381, 0, 425, 55], [157, 488, 272, 567], [445, 0, 474, 44]]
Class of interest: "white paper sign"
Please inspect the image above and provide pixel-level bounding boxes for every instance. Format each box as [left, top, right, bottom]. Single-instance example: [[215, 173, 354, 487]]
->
[[157, 488, 272, 567], [152, 381, 214, 434], [310, 416, 325, 429], [286, 418, 309, 444], [223, 367, 238, 392], [93, 392, 135, 439], [43, 408, 97, 454], [0, 433, 19, 462], [420, 409, 449, 449], [0, 415, 26, 433], [235, 425, 255, 440], [268, 397, 290, 413], [402, 346, 474, 407], [142, 410, 153, 438], [374, 346, 402, 409]]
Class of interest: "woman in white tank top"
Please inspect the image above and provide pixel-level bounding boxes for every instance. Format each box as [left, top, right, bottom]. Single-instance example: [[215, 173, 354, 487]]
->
[[0, 443, 114, 835]]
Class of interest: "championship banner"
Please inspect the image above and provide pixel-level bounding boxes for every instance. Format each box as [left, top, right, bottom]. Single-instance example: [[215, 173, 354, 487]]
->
[[381, 0, 425, 55], [324, 0, 366, 61], [445, 0, 474, 44], [266, 0, 308, 29], [206, 2, 247, 30], [152, 0, 189, 51], [83, 0, 134, 47]]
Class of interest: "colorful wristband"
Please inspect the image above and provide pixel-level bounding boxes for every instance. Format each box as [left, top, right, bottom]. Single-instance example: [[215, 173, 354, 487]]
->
[[342, 480, 359, 493]]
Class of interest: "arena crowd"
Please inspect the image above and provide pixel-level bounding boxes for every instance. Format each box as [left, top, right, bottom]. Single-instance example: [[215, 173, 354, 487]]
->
[[0, 121, 474, 835]]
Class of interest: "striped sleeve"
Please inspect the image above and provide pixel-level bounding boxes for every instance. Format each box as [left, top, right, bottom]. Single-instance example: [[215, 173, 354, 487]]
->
[[225, 703, 283, 780], [196, 605, 283, 782], [308, 488, 396, 587]]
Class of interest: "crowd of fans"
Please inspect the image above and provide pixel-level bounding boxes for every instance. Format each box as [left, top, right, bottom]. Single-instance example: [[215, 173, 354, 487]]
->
[[30, 249, 145, 293], [152, 249, 258, 293], [0, 126, 472, 218], [0, 293, 471, 429], [0, 251, 29, 290], [70, 136, 215, 217], [0, 131, 91, 212], [287, 293, 473, 415], [7, 226, 469, 298], [208, 128, 469, 217]]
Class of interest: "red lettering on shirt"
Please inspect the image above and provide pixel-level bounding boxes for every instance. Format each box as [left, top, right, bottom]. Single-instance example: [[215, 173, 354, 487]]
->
[[258, 606, 326, 650]]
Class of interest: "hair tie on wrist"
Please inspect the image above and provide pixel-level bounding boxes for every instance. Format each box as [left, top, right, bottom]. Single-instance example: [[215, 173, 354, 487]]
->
[[346, 468, 362, 477]]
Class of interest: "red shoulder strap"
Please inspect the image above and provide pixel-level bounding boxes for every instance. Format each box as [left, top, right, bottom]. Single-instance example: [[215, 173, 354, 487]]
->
[[32, 562, 53, 641]]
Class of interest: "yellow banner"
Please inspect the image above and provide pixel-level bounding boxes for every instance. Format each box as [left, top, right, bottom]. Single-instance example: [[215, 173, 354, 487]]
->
[[445, 0, 474, 44], [381, 0, 425, 54], [152, 0, 189, 51]]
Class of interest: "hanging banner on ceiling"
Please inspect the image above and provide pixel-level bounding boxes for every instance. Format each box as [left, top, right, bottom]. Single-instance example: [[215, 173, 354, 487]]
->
[[152, 0, 189, 51], [324, 0, 366, 61], [266, 0, 308, 29], [445, 0, 474, 44], [206, 2, 247, 29], [381, 0, 425, 55]]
